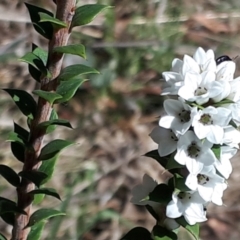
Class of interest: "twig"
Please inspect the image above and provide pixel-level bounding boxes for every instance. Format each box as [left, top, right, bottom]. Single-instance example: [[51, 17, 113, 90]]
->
[[11, 1, 76, 239]]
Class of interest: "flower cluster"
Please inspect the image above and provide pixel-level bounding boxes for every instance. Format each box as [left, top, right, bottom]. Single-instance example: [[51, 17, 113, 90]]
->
[[132, 48, 240, 228]]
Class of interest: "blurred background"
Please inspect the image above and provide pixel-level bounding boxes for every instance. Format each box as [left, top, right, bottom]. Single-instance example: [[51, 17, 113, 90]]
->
[[1, 0, 240, 239]]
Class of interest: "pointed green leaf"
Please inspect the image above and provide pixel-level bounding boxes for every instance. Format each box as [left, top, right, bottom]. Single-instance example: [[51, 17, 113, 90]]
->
[[39, 155, 58, 185], [25, 3, 53, 39], [33, 90, 62, 104], [0, 199, 26, 215], [32, 44, 48, 65], [152, 225, 178, 240], [0, 233, 7, 240], [121, 227, 152, 240], [38, 119, 72, 131], [176, 217, 199, 240], [72, 4, 111, 27], [173, 174, 190, 192], [39, 139, 74, 161], [147, 184, 172, 205], [19, 170, 48, 188], [27, 221, 46, 240], [39, 12, 67, 28], [42, 109, 58, 135], [29, 188, 61, 200], [53, 44, 86, 59], [55, 78, 86, 103], [212, 144, 221, 159], [144, 150, 168, 168], [0, 165, 20, 187], [0, 198, 16, 225], [26, 208, 65, 228], [213, 98, 235, 107], [33, 194, 45, 205], [58, 64, 99, 81], [3, 89, 37, 118], [11, 142, 25, 162]]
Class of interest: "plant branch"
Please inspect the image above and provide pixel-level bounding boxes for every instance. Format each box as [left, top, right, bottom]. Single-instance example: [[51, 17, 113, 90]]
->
[[11, 1, 76, 239]]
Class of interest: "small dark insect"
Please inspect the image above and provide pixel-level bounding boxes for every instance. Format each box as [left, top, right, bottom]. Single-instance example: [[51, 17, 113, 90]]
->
[[215, 55, 232, 65]]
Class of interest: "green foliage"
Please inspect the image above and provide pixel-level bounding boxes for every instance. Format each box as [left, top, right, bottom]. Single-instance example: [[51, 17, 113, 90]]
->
[[176, 217, 199, 240], [27, 221, 46, 240], [18, 170, 48, 188], [58, 64, 99, 81], [0, 197, 26, 216], [39, 139, 74, 161], [33, 90, 62, 104], [55, 78, 86, 103], [26, 209, 65, 228], [0, 233, 7, 240], [71, 4, 111, 27], [0, 165, 20, 187], [29, 188, 61, 201], [147, 184, 172, 205], [38, 119, 73, 131], [3, 89, 37, 118], [53, 44, 86, 58], [152, 225, 178, 240], [38, 12, 67, 28], [25, 3, 53, 39], [121, 227, 152, 240]]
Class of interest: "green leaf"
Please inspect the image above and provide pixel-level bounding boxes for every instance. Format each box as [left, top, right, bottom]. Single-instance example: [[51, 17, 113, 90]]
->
[[173, 174, 190, 192], [10, 122, 29, 162], [144, 150, 168, 168], [33, 90, 62, 104], [58, 64, 99, 81], [72, 4, 111, 27], [121, 227, 152, 240], [33, 194, 45, 205], [145, 205, 159, 221], [28, 44, 48, 82], [0, 198, 26, 215], [39, 155, 58, 185], [176, 217, 199, 240], [0, 233, 7, 240], [27, 221, 46, 240], [213, 98, 235, 107], [152, 225, 177, 240], [28, 188, 61, 200], [19, 170, 48, 188], [39, 12, 67, 28], [165, 154, 183, 170], [25, 3, 53, 39], [3, 89, 37, 118], [0, 165, 20, 187], [55, 78, 86, 103], [26, 208, 65, 228], [38, 119, 72, 132], [1, 213, 15, 225], [212, 144, 221, 159], [53, 44, 86, 59], [147, 184, 172, 205], [39, 139, 74, 161]]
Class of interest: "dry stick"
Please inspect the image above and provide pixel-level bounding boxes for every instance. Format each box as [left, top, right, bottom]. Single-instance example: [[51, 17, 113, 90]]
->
[[11, 1, 76, 239]]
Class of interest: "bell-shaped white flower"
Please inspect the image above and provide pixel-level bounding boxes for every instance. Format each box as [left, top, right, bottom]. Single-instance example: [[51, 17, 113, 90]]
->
[[216, 61, 235, 82], [166, 191, 207, 225], [150, 126, 178, 157], [178, 71, 222, 105], [159, 98, 197, 135], [214, 146, 237, 179], [186, 165, 227, 205], [175, 131, 217, 173], [222, 125, 240, 148], [192, 106, 232, 144], [131, 174, 158, 206]]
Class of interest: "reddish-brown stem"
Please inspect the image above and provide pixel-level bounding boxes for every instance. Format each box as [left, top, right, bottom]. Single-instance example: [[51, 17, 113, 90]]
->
[[11, 1, 76, 239]]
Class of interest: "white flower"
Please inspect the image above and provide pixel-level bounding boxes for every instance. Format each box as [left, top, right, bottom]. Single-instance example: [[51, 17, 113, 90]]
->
[[175, 131, 217, 173], [166, 191, 207, 225], [150, 126, 178, 157], [185, 165, 227, 205], [192, 106, 232, 144], [131, 174, 158, 206], [214, 146, 237, 179], [178, 71, 222, 105], [212, 79, 231, 103], [216, 60, 235, 82], [161, 60, 184, 95], [159, 98, 197, 135], [222, 125, 240, 148]]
